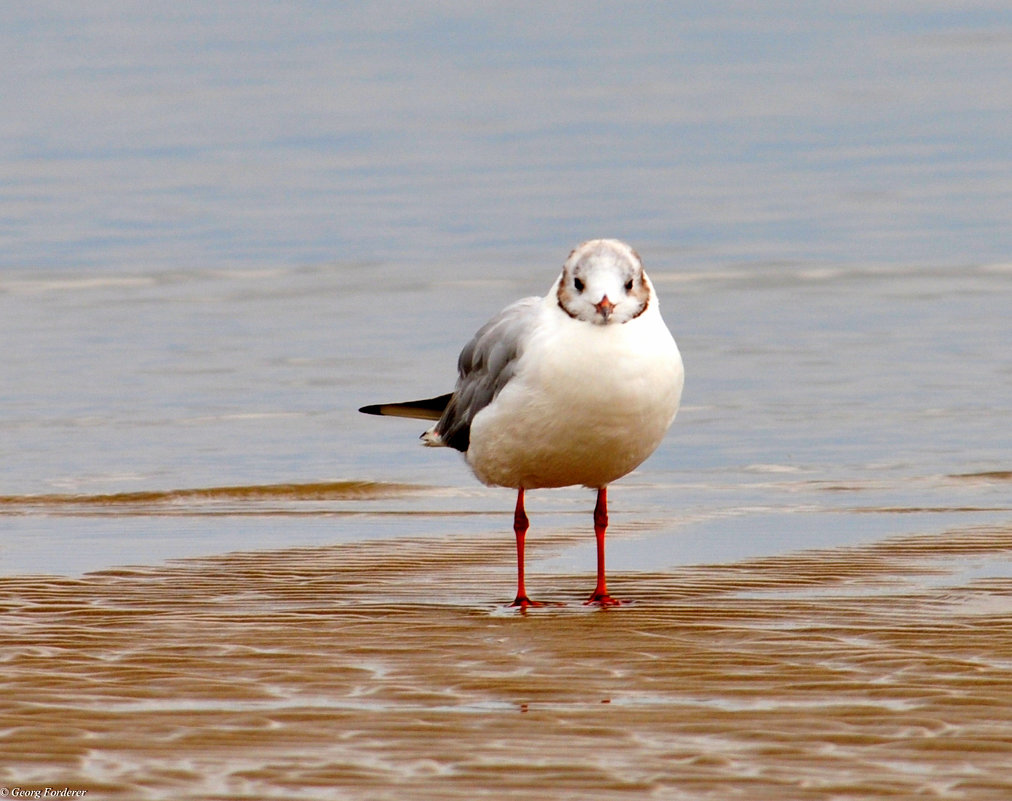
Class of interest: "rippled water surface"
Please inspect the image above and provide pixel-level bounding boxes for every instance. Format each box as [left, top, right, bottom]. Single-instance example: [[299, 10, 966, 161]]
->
[[3, 529, 1012, 799], [2, 3, 1011, 799]]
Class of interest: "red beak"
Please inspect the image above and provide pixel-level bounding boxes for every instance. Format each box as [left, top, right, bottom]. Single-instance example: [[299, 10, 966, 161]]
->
[[595, 296, 615, 320]]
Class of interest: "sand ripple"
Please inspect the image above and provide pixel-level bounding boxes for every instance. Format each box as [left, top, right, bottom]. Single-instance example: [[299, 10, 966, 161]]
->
[[2, 525, 1012, 799]]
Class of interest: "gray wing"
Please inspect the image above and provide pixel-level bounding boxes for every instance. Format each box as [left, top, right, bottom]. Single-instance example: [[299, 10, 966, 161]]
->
[[433, 296, 540, 452]]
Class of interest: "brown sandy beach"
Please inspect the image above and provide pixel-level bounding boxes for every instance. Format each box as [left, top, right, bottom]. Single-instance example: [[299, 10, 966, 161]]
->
[[4, 4, 1010, 799], [3, 522, 1011, 800]]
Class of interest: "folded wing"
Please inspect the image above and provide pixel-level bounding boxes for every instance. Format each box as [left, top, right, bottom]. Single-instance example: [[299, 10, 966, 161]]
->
[[359, 296, 540, 454], [358, 394, 452, 421]]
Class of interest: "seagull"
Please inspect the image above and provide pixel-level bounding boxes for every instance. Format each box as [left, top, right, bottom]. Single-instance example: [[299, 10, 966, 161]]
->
[[360, 239, 684, 607]]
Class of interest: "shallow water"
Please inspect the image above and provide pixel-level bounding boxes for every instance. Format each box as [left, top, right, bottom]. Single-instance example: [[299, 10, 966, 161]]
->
[[3, 526, 1012, 799], [3, 261, 1008, 581], [2, 3, 1011, 799]]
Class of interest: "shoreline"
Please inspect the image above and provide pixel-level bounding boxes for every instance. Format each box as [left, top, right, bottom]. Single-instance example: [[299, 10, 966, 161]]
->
[[3, 524, 1011, 798]]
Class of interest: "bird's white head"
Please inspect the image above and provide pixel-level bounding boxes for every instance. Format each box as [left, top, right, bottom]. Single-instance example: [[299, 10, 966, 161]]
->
[[555, 239, 653, 325]]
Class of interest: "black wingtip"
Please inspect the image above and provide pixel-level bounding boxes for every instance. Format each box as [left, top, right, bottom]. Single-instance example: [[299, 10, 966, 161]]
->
[[357, 393, 453, 421]]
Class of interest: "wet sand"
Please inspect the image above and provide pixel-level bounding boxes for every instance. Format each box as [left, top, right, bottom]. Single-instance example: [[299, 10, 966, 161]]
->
[[5, 6, 1010, 798], [3, 523, 1011, 800]]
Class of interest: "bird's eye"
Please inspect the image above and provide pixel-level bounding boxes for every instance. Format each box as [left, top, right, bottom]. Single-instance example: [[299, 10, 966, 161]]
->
[[624, 279, 634, 292], [573, 278, 585, 292]]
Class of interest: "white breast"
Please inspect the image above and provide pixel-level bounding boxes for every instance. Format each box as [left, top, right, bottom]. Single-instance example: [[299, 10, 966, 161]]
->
[[465, 297, 684, 489]]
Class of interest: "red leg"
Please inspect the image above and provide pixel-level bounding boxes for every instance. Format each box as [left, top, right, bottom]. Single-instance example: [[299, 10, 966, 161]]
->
[[509, 488, 544, 608], [586, 486, 620, 606]]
